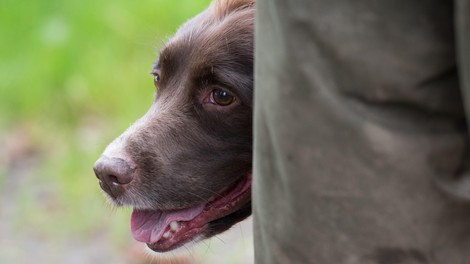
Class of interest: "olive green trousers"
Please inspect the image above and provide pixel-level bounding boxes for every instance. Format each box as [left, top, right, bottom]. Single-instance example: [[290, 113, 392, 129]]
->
[[253, 1, 470, 263]]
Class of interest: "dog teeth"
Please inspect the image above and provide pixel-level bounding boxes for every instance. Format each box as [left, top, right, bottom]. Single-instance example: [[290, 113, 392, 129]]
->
[[162, 231, 171, 239], [170, 221, 179, 231]]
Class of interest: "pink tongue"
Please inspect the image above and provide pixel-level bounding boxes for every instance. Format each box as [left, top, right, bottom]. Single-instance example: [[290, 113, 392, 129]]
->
[[130, 204, 205, 244]]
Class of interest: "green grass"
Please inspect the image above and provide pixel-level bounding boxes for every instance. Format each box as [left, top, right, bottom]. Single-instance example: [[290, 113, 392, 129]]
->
[[0, 0, 210, 252]]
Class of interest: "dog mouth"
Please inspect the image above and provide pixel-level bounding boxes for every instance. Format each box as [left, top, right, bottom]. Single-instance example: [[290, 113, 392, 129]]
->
[[130, 173, 252, 252]]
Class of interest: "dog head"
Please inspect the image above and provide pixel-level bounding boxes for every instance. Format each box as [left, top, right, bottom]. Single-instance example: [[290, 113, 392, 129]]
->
[[94, 0, 254, 252]]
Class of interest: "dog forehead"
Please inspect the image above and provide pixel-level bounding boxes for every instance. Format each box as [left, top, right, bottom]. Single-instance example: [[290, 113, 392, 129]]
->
[[159, 5, 254, 77]]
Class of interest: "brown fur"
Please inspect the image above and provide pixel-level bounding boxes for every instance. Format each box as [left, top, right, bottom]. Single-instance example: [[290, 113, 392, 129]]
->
[[96, 0, 255, 242], [211, 0, 255, 19]]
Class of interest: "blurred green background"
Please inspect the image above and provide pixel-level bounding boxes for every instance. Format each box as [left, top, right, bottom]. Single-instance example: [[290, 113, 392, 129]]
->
[[0, 0, 253, 263]]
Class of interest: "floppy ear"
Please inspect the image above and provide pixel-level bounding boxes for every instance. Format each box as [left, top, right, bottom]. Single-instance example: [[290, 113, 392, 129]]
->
[[211, 0, 255, 19]]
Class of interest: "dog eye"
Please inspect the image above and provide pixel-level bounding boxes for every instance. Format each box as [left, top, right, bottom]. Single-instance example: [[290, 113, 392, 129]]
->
[[150, 70, 160, 86], [153, 73, 160, 84], [211, 88, 235, 106]]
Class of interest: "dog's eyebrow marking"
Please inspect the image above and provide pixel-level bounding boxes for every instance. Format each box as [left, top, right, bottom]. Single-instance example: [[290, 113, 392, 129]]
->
[[197, 64, 251, 100], [150, 60, 160, 76], [157, 45, 183, 74], [152, 53, 162, 70], [151, 48, 179, 86]]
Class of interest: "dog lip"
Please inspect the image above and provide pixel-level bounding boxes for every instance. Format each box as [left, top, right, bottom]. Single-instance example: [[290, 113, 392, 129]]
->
[[130, 203, 205, 244], [141, 173, 252, 252]]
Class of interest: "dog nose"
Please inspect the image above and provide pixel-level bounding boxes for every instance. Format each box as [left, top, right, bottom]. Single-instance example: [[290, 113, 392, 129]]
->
[[93, 156, 135, 198]]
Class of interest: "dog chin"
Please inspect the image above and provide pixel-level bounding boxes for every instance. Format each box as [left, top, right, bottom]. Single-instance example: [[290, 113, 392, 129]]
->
[[142, 236, 203, 262], [131, 173, 252, 252]]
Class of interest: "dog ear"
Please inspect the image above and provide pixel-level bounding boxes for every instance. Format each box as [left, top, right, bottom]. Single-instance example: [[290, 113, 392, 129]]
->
[[211, 0, 255, 19]]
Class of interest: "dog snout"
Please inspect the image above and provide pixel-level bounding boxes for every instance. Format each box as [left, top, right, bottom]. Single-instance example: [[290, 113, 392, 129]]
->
[[93, 156, 135, 198]]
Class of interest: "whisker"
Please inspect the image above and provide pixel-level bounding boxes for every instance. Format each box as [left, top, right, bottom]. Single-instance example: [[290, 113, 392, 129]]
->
[[239, 223, 246, 248], [183, 244, 194, 260], [213, 235, 226, 244], [190, 185, 225, 199], [203, 237, 213, 257], [184, 190, 211, 204]]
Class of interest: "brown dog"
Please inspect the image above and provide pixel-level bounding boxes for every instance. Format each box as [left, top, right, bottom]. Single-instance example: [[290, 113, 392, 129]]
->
[[94, 0, 254, 253]]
